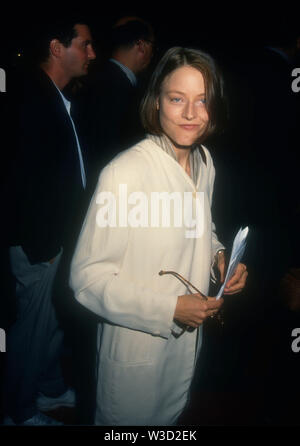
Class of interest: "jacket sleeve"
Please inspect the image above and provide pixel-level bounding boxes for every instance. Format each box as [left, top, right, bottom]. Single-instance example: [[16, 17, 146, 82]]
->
[[206, 148, 225, 262], [15, 103, 64, 263], [69, 162, 178, 339]]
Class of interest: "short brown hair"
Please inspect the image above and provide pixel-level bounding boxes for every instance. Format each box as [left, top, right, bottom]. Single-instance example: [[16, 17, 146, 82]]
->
[[140, 47, 226, 143]]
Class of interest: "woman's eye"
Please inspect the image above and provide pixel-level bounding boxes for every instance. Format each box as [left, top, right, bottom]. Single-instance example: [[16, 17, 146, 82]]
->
[[197, 99, 206, 105], [170, 97, 182, 103]]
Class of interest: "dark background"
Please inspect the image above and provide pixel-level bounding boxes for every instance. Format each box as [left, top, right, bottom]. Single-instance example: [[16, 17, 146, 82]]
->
[[1, 4, 299, 61], [0, 2, 300, 426]]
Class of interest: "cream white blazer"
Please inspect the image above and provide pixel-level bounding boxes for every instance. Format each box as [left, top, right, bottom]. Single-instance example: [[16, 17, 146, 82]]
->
[[70, 138, 224, 425]]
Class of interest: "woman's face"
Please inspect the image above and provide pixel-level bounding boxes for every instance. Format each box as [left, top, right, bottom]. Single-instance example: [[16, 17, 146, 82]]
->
[[157, 65, 209, 147]]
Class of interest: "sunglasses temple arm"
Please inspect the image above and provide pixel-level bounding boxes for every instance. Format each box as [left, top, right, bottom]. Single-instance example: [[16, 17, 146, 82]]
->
[[159, 270, 207, 300]]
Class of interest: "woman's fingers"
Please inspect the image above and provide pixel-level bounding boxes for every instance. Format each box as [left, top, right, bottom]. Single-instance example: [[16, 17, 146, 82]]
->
[[224, 263, 248, 294]]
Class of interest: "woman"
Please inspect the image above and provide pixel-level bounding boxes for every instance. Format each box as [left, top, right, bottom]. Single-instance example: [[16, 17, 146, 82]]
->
[[70, 47, 248, 426]]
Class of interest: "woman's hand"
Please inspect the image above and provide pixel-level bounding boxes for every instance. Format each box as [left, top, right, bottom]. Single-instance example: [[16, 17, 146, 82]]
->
[[215, 249, 226, 283], [215, 250, 248, 295], [223, 263, 248, 295], [174, 294, 224, 328]]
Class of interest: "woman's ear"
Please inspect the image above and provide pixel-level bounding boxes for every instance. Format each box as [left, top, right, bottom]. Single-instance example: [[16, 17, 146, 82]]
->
[[156, 97, 160, 110]]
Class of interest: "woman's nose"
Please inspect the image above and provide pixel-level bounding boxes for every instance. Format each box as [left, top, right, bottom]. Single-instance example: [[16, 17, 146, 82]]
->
[[183, 101, 196, 120]]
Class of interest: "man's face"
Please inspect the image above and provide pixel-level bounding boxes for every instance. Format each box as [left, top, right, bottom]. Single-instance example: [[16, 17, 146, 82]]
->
[[61, 24, 96, 79], [135, 38, 154, 73], [141, 39, 154, 69]]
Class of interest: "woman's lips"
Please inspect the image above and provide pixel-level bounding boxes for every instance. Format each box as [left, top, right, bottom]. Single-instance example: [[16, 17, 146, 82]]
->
[[179, 125, 199, 130]]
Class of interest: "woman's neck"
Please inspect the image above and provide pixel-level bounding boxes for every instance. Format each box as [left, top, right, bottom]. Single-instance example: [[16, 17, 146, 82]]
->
[[172, 146, 191, 176]]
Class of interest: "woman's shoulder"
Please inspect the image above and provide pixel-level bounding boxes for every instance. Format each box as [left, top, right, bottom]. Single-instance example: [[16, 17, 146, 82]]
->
[[199, 144, 214, 169], [108, 138, 160, 168], [97, 139, 156, 186]]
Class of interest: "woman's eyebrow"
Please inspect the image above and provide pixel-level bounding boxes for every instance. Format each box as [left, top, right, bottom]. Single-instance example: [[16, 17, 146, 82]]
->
[[166, 90, 205, 97]]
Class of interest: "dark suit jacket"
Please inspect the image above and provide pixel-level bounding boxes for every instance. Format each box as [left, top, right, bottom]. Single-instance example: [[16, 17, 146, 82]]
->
[[8, 67, 89, 265], [73, 60, 145, 187]]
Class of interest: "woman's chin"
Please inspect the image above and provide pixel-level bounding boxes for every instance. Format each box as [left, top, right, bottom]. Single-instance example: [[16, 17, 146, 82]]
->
[[174, 138, 198, 148]]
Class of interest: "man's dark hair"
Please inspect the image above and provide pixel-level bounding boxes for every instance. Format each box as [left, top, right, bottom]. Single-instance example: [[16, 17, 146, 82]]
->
[[27, 16, 88, 64], [111, 19, 154, 52]]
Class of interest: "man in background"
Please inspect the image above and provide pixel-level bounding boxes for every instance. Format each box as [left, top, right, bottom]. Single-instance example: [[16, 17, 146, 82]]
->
[[74, 17, 155, 188], [2, 17, 96, 425]]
